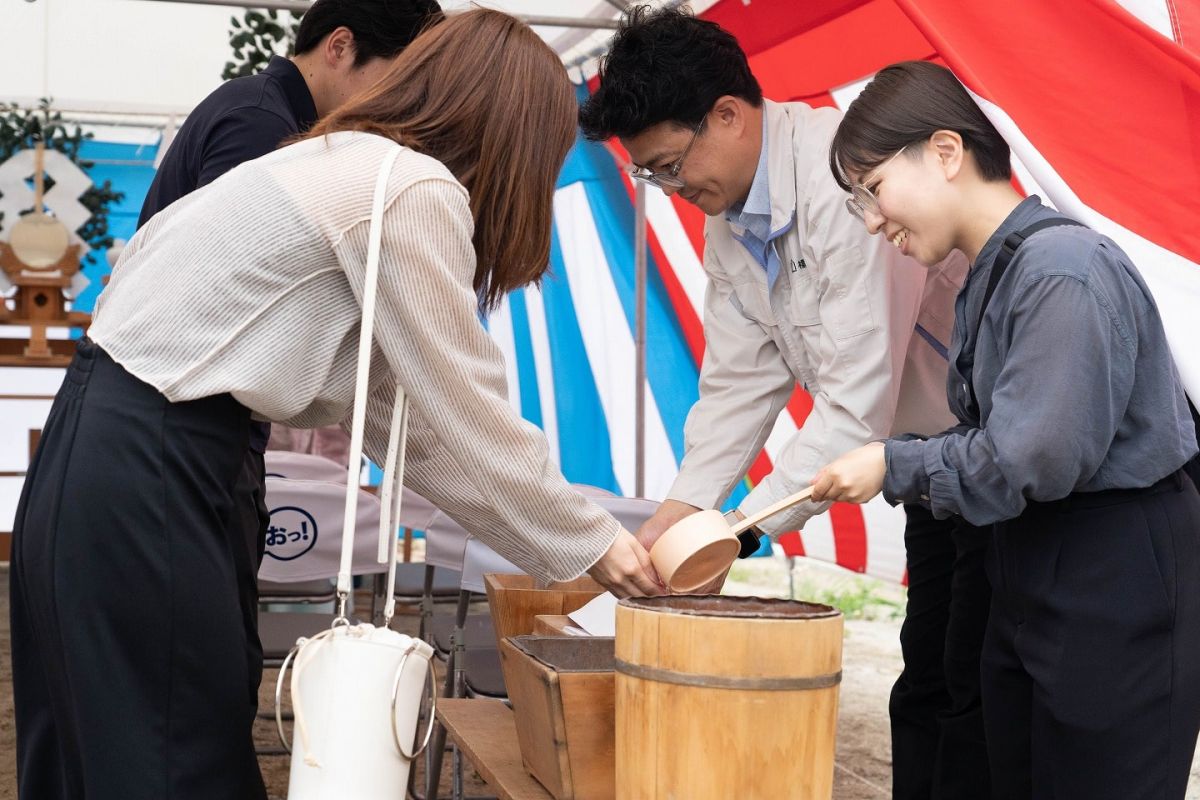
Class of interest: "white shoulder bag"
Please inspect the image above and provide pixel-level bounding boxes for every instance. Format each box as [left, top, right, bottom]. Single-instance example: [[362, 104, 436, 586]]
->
[[275, 145, 437, 800]]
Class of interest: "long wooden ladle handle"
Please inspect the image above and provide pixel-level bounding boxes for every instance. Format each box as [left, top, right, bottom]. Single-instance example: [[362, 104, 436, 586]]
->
[[729, 486, 815, 536]]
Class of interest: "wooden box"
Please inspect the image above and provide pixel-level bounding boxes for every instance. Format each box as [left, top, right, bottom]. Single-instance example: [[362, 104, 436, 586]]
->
[[499, 635, 616, 800], [482, 573, 603, 651]]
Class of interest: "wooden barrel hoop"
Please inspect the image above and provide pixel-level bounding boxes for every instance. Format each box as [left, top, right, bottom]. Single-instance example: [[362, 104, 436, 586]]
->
[[614, 658, 841, 690]]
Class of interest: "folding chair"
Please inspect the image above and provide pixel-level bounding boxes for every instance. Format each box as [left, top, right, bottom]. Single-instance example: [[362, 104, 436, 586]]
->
[[263, 450, 348, 483], [371, 488, 463, 633], [419, 534, 519, 800], [255, 471, 395, 755]]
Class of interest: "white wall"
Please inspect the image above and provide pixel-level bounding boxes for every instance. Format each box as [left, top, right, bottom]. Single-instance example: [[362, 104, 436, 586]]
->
[[2, 0, 239, 113], [0, 367, 62, 531]]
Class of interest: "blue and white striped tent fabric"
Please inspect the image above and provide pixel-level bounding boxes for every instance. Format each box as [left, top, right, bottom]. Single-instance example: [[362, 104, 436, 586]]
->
[[70, 134, 161, 311], [483, 85, 754, 517]]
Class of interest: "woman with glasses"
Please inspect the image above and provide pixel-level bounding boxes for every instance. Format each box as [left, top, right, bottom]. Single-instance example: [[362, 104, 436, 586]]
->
[[9, 11, 663, 800], [813, 60, 1200, 798]]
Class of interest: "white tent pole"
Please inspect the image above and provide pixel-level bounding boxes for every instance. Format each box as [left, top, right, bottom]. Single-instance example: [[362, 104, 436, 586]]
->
[[634, 180, 647, 498], [155, 114, 180, 169], [41, 0, 51, 98]]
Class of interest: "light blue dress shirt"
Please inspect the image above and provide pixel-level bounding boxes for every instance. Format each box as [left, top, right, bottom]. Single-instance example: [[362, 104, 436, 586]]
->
[[723, 123, 792, 289]]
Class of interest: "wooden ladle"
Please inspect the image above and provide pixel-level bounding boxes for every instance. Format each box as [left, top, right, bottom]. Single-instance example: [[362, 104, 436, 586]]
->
[[649, 486, 816, 593]]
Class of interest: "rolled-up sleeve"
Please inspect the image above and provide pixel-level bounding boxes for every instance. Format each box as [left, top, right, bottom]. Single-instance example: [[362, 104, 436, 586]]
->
[[883, 273, 1135, 525]]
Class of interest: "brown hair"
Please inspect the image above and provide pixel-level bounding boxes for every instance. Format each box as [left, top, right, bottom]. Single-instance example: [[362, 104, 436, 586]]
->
[[306, 8, 576, 309]]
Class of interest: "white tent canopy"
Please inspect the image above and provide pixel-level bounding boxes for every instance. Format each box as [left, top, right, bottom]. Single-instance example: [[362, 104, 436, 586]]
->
[[2, 0, 717, 119]]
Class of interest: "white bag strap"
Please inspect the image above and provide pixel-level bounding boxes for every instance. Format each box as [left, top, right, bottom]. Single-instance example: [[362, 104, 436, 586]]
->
[[335, 144, 407, 621]]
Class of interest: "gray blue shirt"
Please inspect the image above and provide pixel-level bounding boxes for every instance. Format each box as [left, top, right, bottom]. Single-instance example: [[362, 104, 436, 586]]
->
[[884, 196, 1197, 525], [723, 123, 791, 288]]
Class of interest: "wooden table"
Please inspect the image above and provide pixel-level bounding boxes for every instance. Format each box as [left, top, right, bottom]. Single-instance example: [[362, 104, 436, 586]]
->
[[435, 698, 553, 800]]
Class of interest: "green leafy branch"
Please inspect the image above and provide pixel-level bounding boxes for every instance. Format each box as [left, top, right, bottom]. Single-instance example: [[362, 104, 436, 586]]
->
[[223, 9, 300, 81]]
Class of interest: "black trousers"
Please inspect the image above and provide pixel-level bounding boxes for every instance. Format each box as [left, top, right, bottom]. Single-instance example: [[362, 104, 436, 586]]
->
[[982, 470, 1200, 799], [10, 340, 270, 800], [891, 505, 993, 799], [1185, 399, 1200, 493]]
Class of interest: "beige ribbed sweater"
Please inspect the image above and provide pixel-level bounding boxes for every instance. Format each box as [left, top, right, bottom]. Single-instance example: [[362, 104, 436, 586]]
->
[[90, 131, 619, 581]]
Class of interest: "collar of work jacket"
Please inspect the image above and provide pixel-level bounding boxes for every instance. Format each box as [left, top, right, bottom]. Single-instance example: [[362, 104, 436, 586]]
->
[[730, 98, 801, 246], [704, 98, 853, 323]]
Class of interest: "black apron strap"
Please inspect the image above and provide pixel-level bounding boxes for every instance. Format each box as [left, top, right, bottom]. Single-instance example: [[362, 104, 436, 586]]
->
[[960, 216, 1087, 416], [981, 217, 1086, 317]]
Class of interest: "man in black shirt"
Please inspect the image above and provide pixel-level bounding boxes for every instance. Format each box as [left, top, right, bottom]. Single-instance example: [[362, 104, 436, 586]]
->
[[140, 0, 443, 229]]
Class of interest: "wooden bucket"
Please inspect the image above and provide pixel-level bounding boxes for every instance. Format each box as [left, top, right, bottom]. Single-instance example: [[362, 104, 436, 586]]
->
[[500, 635, 616, 800], [485, 574, 604, 696], [483, 573, 604, 650], [615, 596, 843, 800]]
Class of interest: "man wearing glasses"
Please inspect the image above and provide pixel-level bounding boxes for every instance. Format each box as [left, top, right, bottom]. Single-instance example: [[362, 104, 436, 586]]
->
[[580, 7, 989, 799]]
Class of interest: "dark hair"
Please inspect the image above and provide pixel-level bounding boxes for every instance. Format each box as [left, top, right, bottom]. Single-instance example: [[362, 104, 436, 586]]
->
[[578, 4, 762, 141], [294, 0, 444, 66], [306, 9, 577, 311], [829, 61, 1011, 191]]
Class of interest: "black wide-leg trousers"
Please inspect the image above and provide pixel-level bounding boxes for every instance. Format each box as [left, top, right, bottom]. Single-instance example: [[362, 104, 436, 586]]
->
[[982, 471, 1200, 799], [10, 339, 269, 800], [891, 504, 993, 799]]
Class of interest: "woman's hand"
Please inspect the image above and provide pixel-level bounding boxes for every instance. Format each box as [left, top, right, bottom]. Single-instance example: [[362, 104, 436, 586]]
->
[[587, 529, 666, 598], [811, 442, 887, 504]]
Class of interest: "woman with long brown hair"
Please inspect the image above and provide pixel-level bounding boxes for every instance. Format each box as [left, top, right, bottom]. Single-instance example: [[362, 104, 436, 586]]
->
[[9, 10, 662, 800]]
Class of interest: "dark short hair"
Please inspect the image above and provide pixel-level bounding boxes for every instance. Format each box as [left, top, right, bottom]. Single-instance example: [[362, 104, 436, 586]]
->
[[294, 0, 444, 66], [829, 61, 1011, 191], [578, 5, 762, 141]]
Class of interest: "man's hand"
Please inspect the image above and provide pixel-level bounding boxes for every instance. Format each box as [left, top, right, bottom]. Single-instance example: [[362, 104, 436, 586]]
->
[[586, 529, 666, 598], [810, 442, 887, 504], [634, 498, 701, 552]]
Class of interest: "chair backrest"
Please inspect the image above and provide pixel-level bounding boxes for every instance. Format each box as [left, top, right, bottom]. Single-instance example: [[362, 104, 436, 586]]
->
[[423, 489, 660, 590], [258, 477, 388, 583], [588, 494, 659, 534], [391, 487, 440, 534], [460, 537, 522, 594], [422, 509, 471, 572], [265, 450, 442, 530], [264, 451, 347, 483]]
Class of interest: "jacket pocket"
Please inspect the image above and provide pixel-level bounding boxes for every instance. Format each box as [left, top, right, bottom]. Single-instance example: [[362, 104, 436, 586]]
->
[[824, 247, 876, 341]]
